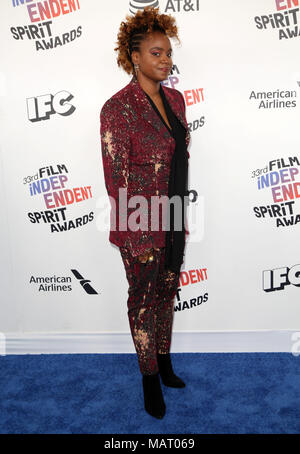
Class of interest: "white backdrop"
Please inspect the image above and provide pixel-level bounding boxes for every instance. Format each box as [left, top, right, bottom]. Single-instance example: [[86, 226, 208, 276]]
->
[[0, 0, 299, 354]]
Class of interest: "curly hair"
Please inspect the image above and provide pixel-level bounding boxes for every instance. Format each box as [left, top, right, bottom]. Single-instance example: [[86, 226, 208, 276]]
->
[[114, 6, 181, 75]]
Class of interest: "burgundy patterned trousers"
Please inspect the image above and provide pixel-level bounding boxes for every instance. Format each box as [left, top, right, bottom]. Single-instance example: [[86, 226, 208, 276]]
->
[[119, 246, 181, 375]]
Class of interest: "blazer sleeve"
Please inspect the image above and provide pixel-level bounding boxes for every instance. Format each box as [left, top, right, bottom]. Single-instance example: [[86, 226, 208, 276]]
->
[[100, 97, 129, 205], [100, 97, 155, 257]]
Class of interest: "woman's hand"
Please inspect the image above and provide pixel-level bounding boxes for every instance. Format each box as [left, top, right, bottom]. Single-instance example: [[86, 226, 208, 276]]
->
[[137, 247, 160, 264]]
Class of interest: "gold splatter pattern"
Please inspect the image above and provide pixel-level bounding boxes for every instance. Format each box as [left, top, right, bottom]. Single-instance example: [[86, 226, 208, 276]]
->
[[119, 246, 180, 375]]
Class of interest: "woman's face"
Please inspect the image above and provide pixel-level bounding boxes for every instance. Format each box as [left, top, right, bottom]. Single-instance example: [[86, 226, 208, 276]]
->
[[132, 31, 173, 82]]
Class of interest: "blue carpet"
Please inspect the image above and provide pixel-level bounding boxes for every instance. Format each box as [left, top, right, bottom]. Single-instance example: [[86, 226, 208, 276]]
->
[[0, 353, 299, 434]]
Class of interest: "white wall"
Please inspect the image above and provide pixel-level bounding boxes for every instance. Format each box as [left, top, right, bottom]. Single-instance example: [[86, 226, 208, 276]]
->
[[0, 0, 299, 353]]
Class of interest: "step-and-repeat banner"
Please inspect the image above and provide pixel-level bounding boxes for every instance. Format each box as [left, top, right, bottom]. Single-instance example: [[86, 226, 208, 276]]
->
[[0, 0, 299, 341]]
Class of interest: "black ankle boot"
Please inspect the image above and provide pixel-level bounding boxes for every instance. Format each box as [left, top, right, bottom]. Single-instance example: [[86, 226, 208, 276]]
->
[[142, 372, 166, 419], [157, 353, 186, 388]]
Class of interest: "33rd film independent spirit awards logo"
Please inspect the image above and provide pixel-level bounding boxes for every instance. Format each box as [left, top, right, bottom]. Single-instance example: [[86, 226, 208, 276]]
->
[[252, 156, 300, 294], [10, 0, 82, 51], [254, 0, 300, 40], [25, 164, 98, 294]]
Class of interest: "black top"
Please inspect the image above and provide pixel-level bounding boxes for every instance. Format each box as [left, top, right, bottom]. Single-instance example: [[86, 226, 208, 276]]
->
[[144, 84, 189, 273]]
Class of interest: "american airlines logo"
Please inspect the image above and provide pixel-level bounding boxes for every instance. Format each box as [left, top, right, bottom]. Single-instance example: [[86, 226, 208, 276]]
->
[[71, 269, 98, 294]]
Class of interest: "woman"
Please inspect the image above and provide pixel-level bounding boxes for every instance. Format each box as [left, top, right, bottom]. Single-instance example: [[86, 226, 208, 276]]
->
[[100, 6, 190, 419]]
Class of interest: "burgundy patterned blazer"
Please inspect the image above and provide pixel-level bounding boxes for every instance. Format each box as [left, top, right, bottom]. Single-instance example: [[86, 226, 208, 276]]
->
[[100, 74, 190, 257]]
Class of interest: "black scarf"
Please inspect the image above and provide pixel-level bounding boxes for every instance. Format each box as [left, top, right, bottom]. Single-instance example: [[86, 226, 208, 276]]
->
[[144, 84, 189, 273]]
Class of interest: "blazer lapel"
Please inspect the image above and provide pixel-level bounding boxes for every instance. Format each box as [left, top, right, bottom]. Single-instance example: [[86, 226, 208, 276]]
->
[[128, 75, 190, 149], [161, 84, 191, 149]]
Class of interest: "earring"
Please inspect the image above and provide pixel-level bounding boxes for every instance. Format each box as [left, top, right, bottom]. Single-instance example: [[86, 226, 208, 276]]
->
[[134, 64, 139, 74]]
